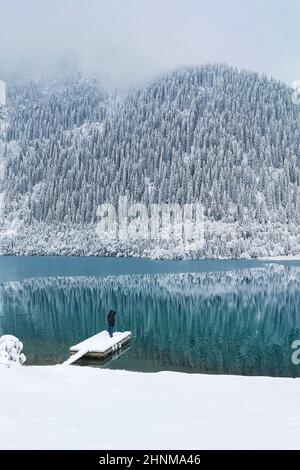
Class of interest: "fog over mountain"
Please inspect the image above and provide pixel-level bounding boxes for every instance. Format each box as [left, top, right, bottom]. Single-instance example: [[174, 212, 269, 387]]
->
[[0, 0, 299, 88]]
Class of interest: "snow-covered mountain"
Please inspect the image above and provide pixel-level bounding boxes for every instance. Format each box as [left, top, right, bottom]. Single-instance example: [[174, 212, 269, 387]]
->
[[1, 64, 300, 258]]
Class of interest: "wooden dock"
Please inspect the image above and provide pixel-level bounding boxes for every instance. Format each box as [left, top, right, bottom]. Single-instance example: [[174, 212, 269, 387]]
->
[[64, 330, 132, 365]]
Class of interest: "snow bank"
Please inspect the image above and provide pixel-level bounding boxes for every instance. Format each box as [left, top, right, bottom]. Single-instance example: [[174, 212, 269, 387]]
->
[[260, 255, 300, 261], [1, 365, 300, 449], [0, 335, 26, 367]]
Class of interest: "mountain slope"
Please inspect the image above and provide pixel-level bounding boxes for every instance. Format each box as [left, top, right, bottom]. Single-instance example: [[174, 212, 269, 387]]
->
[[1, 64, 300, 258]]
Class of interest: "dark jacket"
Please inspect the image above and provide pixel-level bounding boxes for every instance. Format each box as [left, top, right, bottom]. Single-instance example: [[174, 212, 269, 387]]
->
[[107, 311, 116, 327]]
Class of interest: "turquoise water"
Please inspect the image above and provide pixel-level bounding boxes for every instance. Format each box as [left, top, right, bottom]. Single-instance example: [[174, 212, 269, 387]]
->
[[1, 256, 300, 377], [0, 255, 269, 283]]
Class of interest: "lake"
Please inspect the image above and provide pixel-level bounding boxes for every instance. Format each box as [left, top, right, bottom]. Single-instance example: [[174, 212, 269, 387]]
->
[[1, 256, 300, 377]]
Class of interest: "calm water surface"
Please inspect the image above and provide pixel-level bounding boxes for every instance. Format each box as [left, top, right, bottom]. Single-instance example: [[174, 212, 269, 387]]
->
[[1, 256, 300, 377]]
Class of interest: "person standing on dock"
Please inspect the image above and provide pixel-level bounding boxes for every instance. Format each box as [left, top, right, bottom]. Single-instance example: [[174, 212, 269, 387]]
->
[[107, 310, 116, 338]]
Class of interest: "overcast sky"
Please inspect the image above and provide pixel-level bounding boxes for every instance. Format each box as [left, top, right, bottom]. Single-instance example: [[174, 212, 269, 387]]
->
[[0, 0, 299, 88]]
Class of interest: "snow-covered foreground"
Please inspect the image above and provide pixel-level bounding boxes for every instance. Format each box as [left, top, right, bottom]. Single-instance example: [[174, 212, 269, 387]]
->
[[1, 365, 300, 450]]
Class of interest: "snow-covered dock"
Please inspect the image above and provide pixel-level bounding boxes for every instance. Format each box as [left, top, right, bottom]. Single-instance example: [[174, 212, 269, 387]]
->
[[66, 331, 131, 365]]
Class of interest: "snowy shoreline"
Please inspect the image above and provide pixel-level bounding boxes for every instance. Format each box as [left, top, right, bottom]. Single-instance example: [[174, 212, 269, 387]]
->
[[260, 255, 300, 261], [2, 218, 300, 260], [1, 365, 300, 450]]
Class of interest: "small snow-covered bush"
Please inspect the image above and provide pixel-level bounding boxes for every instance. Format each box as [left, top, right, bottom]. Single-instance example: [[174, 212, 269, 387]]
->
[[0, 335, 26, 367]]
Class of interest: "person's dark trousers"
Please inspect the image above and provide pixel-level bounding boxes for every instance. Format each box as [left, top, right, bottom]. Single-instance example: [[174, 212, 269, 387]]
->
[[108, 325, 114, 337]]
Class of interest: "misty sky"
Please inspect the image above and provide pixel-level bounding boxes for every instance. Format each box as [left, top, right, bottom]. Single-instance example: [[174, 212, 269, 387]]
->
[[0, 0, 299, 88]]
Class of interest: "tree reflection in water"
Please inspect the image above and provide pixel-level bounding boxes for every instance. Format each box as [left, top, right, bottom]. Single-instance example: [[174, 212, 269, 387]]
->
[[0, 264, 300, 377]]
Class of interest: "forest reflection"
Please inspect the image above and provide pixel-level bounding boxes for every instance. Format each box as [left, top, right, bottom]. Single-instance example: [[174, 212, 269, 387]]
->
[[0, 264, 300, 377]]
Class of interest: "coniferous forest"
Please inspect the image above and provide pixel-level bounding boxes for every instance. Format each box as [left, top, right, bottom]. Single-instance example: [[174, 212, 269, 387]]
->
[[1, 64, 300, 258]]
